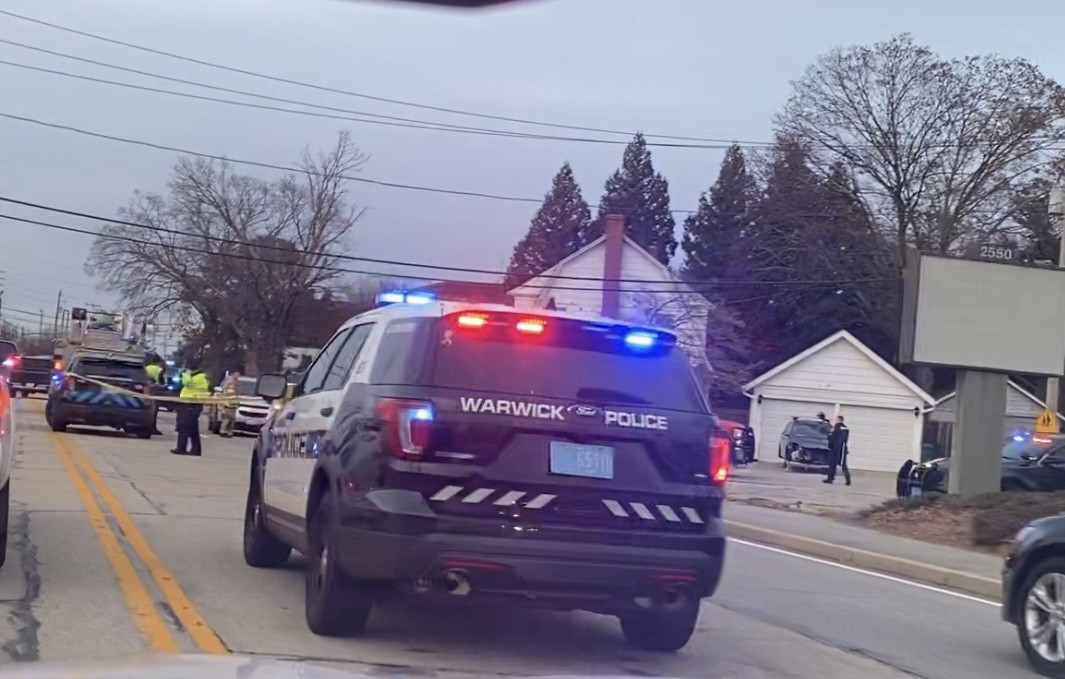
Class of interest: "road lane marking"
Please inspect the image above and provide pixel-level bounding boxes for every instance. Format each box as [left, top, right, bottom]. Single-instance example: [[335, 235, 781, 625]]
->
[[62, 435, 229, 655], [729, 537, 999, 607], [44, 429, 180, 652]]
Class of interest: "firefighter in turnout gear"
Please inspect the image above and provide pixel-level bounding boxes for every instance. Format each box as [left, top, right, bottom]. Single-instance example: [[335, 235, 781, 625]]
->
[[219, 372, 240, 438], [173, 358, 210, 456]]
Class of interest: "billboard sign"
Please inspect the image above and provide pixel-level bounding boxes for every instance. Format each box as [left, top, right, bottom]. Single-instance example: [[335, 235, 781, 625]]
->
[[899, 251, 1065, 376]]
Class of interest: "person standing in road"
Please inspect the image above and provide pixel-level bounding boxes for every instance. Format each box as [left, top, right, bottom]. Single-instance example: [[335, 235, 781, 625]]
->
[[144, 356, 166, 435], [824, 415, 852, 485], [742, 426, 756, 463], [172, 358, 210, 457], [219, 372, 240, 438]]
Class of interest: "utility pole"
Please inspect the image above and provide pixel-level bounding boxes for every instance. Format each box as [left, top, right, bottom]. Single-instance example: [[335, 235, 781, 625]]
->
[[52, 290, 62, 337], [1047, 184, 1065, 418], [37, 309, 44, 340]]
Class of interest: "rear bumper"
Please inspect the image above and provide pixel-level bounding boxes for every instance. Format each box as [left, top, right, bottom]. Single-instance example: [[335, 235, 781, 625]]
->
[[334, 489, 725, 604], [54, 402, 154, 428]]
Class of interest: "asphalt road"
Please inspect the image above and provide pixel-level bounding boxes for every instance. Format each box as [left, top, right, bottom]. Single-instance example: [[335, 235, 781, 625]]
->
[[0, 397, 1035, 679]]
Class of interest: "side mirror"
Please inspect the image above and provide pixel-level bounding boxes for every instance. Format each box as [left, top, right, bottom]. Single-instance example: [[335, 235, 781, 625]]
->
[[256, 374, 287, 401]]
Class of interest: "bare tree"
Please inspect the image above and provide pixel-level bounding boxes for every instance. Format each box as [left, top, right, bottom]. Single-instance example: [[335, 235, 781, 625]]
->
[[86, 130, 367, 373], [776, 33, 1065, 265]]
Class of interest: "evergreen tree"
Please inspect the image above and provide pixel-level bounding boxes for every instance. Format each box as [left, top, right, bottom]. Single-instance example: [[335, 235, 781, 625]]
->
[[587, 133, 676, 265], [505, 162, 591, 287], [681, 144, 756, 284]]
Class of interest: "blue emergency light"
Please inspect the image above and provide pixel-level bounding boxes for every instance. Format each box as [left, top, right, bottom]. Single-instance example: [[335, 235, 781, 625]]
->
[[376, 290, 434, 306], [624, 330, 658, 349]]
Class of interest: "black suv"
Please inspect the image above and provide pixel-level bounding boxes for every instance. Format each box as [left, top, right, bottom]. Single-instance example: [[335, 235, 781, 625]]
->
[[243, 303, 729, 651]]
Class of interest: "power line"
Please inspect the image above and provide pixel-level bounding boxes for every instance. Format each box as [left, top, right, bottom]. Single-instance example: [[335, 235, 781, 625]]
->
[[0, 211, 900, 293], [0, 109, 726, 215], [0, 57, 744, 151], [0, 8, 752, 146], [0, 39, 739, 149], [0, 195, 811, 286]]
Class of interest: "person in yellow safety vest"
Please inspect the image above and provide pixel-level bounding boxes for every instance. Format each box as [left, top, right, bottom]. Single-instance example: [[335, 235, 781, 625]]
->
[[143, 357, 166, 435], [172, 358, 210, 457], [219, 372, 241, 438]]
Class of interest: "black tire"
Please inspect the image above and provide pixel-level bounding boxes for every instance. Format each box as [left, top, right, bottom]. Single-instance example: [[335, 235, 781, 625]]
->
[[135, 428, 152, 440], [305, 493, 374, 637], [50, 416, 67, 433], [243, 472, 291, 568], [1017, 556, 1065, 678], [619, 598, 700, 652], [0, 480, 10, 570]]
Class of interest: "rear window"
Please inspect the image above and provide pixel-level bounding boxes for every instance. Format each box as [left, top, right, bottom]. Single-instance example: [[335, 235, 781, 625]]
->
[[426, 313, 706, 412], [74, 358, 145, 381]]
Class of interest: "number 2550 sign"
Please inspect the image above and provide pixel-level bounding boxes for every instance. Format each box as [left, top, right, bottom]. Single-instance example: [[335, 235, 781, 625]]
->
[[979, 245, 1014, 261]]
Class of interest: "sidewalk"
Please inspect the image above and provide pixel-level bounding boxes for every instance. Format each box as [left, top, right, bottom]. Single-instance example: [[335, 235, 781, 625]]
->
[[726, 501, 1002, 600]]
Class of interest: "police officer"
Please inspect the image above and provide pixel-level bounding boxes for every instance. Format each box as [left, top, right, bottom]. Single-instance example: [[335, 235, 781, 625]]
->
[[172, 358, 210, 456], [144, 356, 166, 436], [824, 415, 852, 485]]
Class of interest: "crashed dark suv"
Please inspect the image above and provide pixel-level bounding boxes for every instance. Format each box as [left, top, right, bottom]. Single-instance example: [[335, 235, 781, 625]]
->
[[243, 299, 729, 652]]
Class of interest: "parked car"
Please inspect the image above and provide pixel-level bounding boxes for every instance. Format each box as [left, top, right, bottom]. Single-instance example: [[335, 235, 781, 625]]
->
[[6, 354, 56, 397], [897, 432, 1065, 497], [778, 417, 833, 470], [207, 375, 271, 435], [1002, 513, 1065, 677]]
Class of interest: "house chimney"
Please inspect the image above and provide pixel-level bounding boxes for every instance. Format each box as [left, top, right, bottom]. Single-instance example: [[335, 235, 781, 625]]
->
[[602, 213, 624, 318]]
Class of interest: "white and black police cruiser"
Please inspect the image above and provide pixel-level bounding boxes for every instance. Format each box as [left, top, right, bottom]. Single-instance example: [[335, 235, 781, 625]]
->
[[243, 290, 729, 651]]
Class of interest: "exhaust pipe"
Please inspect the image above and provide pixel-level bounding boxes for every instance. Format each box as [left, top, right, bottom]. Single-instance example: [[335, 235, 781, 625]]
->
[[441, 569, 471, 596], [634, 586, 689, 612]]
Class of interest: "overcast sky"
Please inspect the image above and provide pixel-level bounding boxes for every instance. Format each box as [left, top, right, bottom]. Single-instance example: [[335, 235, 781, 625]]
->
[[1, 0, 1063, 340]]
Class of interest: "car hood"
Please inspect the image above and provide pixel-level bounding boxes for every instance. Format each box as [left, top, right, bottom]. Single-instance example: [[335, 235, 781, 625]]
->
[[790, 435, 829, 449], [237, 397, 270, 408]]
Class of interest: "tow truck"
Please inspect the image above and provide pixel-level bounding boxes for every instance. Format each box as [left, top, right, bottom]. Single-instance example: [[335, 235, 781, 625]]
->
[[46, 308, 156, 438]]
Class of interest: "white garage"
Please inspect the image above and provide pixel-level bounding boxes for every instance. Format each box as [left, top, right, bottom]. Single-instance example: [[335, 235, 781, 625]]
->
[[744, 330, 935, 473]]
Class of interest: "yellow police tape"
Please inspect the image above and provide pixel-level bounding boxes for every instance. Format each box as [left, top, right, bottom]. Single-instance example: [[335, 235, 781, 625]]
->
[[62, 372, 235, 406]]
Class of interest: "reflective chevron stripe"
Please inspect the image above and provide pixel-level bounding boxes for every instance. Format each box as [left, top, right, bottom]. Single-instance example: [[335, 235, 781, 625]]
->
[[425, 484, 704, 523], [601, 499, 705, 524], [428, 485, 556, 509]]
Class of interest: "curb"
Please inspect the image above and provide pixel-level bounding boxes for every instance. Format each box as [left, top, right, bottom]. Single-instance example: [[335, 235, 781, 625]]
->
[[724, 519, 1002, 601]]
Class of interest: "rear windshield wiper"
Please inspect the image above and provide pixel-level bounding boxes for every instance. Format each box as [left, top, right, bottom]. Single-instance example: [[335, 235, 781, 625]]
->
[[575, 387, 650, 405]]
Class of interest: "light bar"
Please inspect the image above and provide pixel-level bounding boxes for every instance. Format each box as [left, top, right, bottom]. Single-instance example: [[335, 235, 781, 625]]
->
[[376, 290, 435, 306], [456, 313, 488, 328], [516, 318, 546, 334], [624, 330, 657, 349]]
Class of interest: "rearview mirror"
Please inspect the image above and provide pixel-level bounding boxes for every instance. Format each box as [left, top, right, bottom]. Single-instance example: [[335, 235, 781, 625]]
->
[[256, 374, 287, 401]]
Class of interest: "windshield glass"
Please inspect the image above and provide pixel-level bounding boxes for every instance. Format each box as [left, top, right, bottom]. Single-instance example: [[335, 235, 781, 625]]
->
[[0, 341, 17, 362], [74, 358, 145, 381], [792, 421, 831, 438], [1002, 436, 1059, 459]]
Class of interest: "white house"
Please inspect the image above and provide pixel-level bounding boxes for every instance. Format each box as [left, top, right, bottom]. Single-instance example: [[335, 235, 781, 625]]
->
[[744, 330, 935, 472], [925, 380, 1064, 455], [507, 214, 712, 368]]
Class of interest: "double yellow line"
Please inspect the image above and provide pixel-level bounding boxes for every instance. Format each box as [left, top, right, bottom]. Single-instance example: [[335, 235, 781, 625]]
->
[[36, 402, 227, 654]]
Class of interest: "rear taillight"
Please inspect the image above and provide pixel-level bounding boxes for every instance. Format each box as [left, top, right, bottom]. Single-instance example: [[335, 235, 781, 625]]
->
[[2, 356, 18, 369], [709, 434, 731, 484], [377, 399, 434, 459]]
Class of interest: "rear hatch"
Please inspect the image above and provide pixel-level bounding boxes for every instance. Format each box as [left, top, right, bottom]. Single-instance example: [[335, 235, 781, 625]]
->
[[373, 310, 721, 533], [68, 356, 149, 408]]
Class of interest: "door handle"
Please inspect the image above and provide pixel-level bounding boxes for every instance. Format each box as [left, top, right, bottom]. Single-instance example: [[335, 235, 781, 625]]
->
[[320, 407, 334, 417], [283, 411, 296, 420]]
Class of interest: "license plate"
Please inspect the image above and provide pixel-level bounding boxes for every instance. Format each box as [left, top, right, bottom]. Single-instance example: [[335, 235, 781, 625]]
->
[[909, 485, 923, 498], [25, 383, 34, 389], [549, 441, 614, 480]]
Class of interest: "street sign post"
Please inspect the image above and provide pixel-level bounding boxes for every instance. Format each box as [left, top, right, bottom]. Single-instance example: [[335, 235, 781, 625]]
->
[[1037, 409, 1059, 434]]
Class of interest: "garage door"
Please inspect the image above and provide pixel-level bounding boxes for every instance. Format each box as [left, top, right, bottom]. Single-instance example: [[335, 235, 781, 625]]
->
[[837, 405, 917, 472], [755, 398, 835, 462]]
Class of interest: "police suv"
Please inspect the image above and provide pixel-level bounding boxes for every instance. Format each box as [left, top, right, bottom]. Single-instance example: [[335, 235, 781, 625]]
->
[[243, 292, 729, 651]]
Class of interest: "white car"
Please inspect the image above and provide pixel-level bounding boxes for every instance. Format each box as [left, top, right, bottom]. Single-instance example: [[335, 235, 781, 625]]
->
[[208, 376, 272, 435]]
